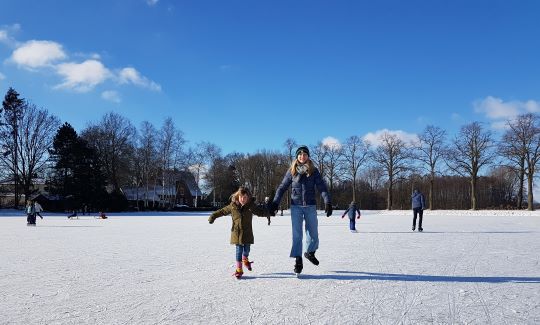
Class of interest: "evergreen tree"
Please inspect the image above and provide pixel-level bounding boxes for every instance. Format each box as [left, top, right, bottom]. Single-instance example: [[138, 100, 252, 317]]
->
[[49, 123, 108, 211], [1, 87, 25, 208]]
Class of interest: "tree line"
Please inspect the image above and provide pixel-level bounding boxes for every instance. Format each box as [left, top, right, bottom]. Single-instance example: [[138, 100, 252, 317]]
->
[[1, 87, 539, 211]]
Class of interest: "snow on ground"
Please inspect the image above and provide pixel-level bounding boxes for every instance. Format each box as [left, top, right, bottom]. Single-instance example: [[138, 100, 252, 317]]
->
[[1, 209, 539, 324]]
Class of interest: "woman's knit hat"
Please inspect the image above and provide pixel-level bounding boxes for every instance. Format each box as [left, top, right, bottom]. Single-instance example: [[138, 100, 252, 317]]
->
[[295, 145, 310, 157]]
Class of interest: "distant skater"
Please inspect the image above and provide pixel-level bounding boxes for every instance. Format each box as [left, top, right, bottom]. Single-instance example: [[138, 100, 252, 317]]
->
[[342, 201, 361, 232], [34, 201, 44, 219], [208, 186, 271, 279], [263, 197, 271, 225], [67, 210, 78, 219], [26, 201, 36, 226], [411, 189, 426, 232]]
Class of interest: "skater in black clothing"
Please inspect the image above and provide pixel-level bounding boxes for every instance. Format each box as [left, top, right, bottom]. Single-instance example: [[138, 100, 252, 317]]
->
[[67, 210, 78, 219], [26, 201, 36, 225], [411, 189, 426, 232], [341, 201, 361, 232]]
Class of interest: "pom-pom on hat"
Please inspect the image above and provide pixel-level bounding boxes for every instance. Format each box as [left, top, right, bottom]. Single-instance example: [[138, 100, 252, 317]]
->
[[295, 145, 310, 157]]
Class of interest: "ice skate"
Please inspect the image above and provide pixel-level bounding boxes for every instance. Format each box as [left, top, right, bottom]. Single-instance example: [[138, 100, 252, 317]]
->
[[233, 261, 243, 279], [304, 251, 319, 266], [233, 268, 243, 279], [294, 256, 303, 275], [242, 256, 253, 271]]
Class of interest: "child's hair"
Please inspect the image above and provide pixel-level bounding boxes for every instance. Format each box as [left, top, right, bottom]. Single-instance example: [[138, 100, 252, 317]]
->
[[230, 186, 252, 203], [290, 158, 315, 176]]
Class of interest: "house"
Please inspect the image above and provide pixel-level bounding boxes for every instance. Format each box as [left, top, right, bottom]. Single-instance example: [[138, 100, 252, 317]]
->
[[0, 177, 47, 208], [123, 171, 203, 209]]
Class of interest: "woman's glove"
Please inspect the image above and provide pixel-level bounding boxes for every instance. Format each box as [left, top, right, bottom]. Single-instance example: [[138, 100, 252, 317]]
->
[[325, 204, 333, 217], [267, 202, 278, 216], [208, 216, 214, 224]]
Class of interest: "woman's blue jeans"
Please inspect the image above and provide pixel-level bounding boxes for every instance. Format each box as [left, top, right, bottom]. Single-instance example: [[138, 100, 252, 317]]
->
[[235, 244, 251, 262], [290, 205, 318, 257]]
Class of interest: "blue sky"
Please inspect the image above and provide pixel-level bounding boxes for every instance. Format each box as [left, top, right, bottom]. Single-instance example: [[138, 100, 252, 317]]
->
[[1, 0, 539, 155]]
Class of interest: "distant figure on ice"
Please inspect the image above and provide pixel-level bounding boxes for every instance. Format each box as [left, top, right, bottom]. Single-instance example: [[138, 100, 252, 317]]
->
[[67, 210, 78, 219], [342, 201, 361, 233], [208, 186, 272, 279], [267, 145, 332, 275], [98, 211, 107, 219], [34, 201, 44, 219], [264, 197, 271, 225], [411, 189, 426, 232], [26, 201, 36, 226]]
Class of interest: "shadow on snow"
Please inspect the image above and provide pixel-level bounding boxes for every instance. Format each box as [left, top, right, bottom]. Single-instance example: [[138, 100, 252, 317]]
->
[[258, 271, 540, 283]]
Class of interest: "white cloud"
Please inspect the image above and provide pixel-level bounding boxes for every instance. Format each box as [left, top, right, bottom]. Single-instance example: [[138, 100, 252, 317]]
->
[[10, 40, 66, 69], [118, 67, 161, 91], [474, 96, 540, 119], [322, 136, 341, 150], [524, 100, 540, 113], [101, 90, 121, 103], [0, 72, 5, 80], [4, 27, 161, 95], [0, 24, 21, 47], [146, 0, 159, 6], [0, 30, 8, 43], [55, 59, 111, 92], [473, 96, 540, 130], [363, 129, 418, 147]]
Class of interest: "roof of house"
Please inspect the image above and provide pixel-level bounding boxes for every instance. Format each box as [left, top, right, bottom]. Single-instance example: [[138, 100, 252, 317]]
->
[[123, 186, 177, 201]]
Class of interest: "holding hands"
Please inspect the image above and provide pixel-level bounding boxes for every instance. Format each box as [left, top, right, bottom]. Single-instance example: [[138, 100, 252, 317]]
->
[[267, 202, 278, 216]]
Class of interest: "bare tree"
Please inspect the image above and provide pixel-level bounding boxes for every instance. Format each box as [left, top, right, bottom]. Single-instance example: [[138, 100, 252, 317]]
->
[[415, 125, 447, 210], [446, 122, 495, 210], [206, 156, 237, 205], [322, 141, 343, 197], [82, 112, 136, 192], [283, 138, 297, 164], [341, 135, 370, 202], [203, 143, 222, 206], [137, 121, 158, 208], [500, 118, 526, 209], [281, 138, 297, 209], [158, 117, 182, 208], [501, 113, 540, 210], [363, 165, 385, 191], [310, 143, 328, 180], [17, 104, 61, 201], [187, 141, 216, 207], [371, 132, 412, 210]]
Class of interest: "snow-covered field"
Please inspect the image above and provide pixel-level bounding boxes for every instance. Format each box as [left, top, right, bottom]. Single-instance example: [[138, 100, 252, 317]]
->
[[1, 209, 539, 324]]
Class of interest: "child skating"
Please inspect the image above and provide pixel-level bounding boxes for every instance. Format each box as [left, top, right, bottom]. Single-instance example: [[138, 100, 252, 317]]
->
[[341, 201, 361, 232], [208, 186, 271, 279]]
